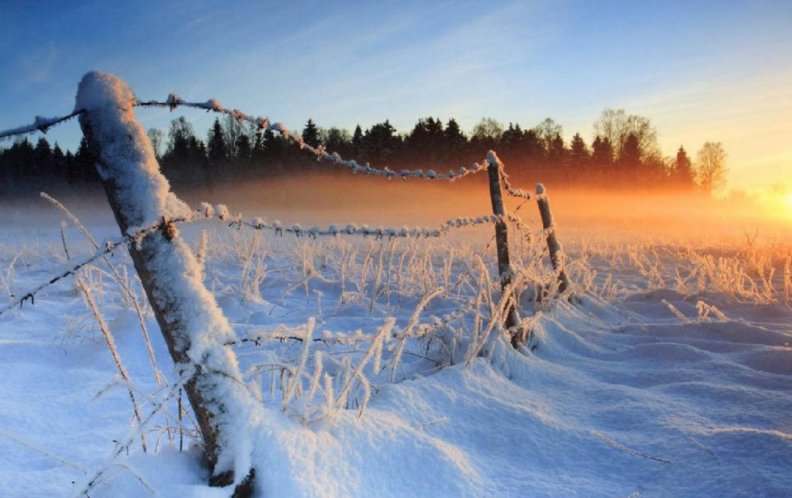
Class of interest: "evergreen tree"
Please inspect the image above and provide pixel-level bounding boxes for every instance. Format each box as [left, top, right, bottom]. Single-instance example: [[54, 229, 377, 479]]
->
[[207, 118, 228, 164], [514, 128, 543, 165], [591, 136, 614, 166], [443, 118, 467, 163], [163, 117, 207, 186], [165, 117, 196, 161], [406, 117, 444, 167], [64, 150, 76, 184], [33, 137, 52, 178], [302, 119, 320, 148], [548, 133, 566, 164], [75, 136, 99, 183], [362, 121, 401, 164], [235, 134, 252, 167], [321, 127, 352, 156], [51, 143, 66, 178], [569, 133, 589, 165], [352, 125, 364, 154], [673, 146, 695, 188], [501, 123, 523, 153], [252, 130, 267, 165], [619, 133, 642, 170]]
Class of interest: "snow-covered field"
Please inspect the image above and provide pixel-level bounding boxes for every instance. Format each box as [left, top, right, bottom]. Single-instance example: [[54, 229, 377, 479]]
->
[[0, 205, 790, 498]]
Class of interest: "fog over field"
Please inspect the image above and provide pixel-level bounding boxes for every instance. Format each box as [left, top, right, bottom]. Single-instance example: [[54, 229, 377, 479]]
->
[[2, 2, 791, 497]]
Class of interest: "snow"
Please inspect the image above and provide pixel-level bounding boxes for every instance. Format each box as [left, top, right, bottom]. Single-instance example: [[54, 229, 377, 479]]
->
[[75, 72, 192, 228], [0, 213, 790, 497], [74, 71, 265, 484]]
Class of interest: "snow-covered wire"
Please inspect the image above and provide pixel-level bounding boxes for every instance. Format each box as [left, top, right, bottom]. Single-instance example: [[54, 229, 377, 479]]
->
[[195, 202, 508, 239], [2, 96, 532, 201], [136, 96, 491, 181], [0, 110, 85, 141], [0, 201, 535, 318], [229, 295, 476, 348], [0, 217, 188, 317], [485, 150, 531, 201]]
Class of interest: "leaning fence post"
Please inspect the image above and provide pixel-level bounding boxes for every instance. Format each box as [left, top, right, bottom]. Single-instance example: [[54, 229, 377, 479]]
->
[[486, 151, 522, 347], [76, 71, 254, 492], [536, 184, 570, 295]]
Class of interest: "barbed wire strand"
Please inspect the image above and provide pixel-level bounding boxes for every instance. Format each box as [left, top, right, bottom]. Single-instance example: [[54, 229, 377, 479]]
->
[[135, 97, 494, 181], [1, 97, 531, 201], [228, 296, 477, 348], [0, 217, 187, 317], [0, 202, 530, 317], [0, 110, 85, 141], [196, 202, 515, 239]]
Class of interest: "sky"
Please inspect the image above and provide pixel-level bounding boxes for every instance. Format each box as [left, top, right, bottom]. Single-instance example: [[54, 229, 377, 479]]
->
[[1, 0, 790, 192]]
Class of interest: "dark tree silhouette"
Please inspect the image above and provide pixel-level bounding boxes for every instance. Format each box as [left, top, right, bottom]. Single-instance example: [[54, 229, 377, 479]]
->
[[302, 119, 320, 148], [207, 118, 228, 164], [672, 146, 695, 189]]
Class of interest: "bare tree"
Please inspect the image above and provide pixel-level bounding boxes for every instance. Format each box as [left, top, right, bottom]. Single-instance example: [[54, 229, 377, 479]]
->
[[594, 108, 658, 160], [472, 117, 504, 142], [696, 141, 728, 194], [533, 118, 562, 153], [147, 128, 163, 159]]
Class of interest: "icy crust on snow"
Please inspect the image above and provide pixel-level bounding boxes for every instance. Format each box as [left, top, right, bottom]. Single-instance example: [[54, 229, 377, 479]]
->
[[75, 72, 261, 479], [75, 72, 192, 229]]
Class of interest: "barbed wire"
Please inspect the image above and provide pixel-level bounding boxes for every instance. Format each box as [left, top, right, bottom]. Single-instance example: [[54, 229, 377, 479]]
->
[[136, 96, 494, 181], [195, 202, 514, 239], [228, 296, 477, 348], [0, 110, 85, 142], [0, 200, 531, 317], [1, 96, 532, 203], [0, 217, 188, 317]]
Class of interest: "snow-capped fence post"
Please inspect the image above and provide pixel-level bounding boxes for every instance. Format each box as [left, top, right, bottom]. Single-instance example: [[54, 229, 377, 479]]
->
[[75, 71, 254, 494], [486, 151, 522, 347], [536, 184, 570, 294]]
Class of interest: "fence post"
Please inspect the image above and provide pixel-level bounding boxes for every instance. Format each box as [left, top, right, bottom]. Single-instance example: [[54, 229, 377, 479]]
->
[[536, 184, 570, 295], [486, 151, 522, 347], [76, 71, 254, 493]]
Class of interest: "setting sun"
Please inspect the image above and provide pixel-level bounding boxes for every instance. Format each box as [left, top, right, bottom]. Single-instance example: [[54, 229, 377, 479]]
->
[[1, 2, 791, 497]]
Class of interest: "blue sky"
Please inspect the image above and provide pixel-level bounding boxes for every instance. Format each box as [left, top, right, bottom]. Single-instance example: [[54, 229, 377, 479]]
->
[[1, 0, 790, 190]]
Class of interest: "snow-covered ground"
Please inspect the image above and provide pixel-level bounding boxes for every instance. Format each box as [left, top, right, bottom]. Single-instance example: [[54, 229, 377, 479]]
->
[[0, 208, 790, 498]]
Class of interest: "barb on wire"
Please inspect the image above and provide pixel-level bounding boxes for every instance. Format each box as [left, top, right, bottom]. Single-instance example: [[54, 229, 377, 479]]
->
[[136, 96, 491, 181], [0, 110, 85, 142]]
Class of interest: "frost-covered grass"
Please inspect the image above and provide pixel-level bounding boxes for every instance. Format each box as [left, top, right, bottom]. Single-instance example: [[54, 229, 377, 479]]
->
[[0, 213, 790, 497]]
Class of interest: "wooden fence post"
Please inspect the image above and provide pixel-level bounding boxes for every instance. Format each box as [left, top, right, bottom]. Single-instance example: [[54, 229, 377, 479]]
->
[[76, 71, 254, 493], [486, 151, 522, 347], [536, 184, 570, 295]]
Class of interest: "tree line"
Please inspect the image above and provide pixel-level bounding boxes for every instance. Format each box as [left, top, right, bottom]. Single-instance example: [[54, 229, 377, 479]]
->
[[0, 108, 727, 197]]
